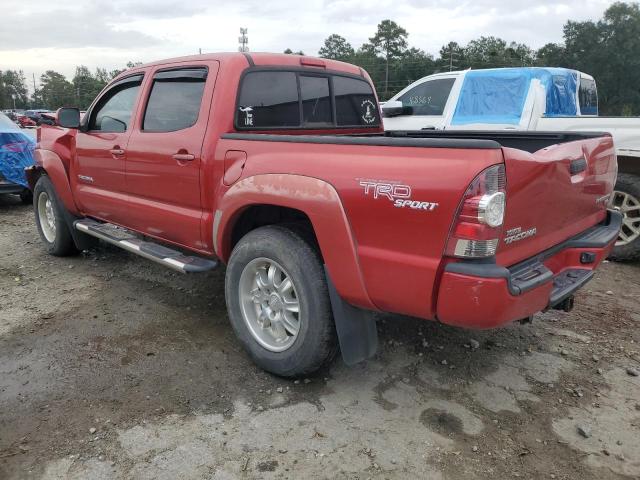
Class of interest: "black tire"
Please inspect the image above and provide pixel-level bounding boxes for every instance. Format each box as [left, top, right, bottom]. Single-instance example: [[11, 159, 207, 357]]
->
[[33, 175, 78, 256], [19, 189, 33, 205], [609, 173, 640, 261], [225, 225, 337, 377]]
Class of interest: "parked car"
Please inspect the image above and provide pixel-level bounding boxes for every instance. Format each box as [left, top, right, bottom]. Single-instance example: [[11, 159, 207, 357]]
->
[[3, 109, 25, 122], [382, 67, 639, 260], [16, 113, 37, 128], [29, 53, 619, 376], [24, 109, 55, 126], [0, 112, 35, 203]]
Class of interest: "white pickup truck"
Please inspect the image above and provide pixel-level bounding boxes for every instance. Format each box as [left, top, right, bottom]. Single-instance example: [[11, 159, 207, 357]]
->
[[382, 67, 640, 260]]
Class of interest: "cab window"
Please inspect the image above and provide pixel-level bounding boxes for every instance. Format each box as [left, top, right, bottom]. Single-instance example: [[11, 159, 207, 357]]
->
[[88, 75, 143, 132], [236, 70, 380, 129], [143, 68, 207, 132], [300, 75, 332, 126], [397, 78, 455, 116], [237, 71, 300, 128], [333, 76, 379, 126]]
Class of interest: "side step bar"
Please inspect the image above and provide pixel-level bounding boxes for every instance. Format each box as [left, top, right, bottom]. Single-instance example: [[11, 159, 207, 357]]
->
[[74, 219, 218, 273]]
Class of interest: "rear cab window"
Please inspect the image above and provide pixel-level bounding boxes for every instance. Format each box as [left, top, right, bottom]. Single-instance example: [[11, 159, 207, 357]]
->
[[236, 70, 380, 130]]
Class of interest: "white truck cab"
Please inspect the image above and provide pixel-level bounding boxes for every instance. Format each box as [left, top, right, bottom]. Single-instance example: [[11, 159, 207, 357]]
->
[[383, 67, 640, 260]]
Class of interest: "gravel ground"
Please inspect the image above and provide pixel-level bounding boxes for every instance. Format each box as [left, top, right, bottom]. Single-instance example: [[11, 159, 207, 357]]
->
[[1, 195, 639, 480]]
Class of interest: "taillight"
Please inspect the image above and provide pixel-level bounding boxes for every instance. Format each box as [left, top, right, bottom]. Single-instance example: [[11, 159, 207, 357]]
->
[[445, 164, 506, 258]]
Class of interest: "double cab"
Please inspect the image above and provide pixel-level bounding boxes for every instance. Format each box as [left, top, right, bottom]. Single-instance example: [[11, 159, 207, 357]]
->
[[29, 53, 620, 376]]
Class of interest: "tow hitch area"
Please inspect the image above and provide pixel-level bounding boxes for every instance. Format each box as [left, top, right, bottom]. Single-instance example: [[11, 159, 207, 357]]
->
[[549, 268, 593, 313], [553, 295, 575, 312], [74, 219, 218, 273]]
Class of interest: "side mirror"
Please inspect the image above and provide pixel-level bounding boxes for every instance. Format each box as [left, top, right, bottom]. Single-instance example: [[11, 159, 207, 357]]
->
[[381, 100, 409, 118], [57, 107, 80, 128]]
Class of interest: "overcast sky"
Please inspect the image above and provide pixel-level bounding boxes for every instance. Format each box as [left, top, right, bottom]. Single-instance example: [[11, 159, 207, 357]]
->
[[0, 0, 618, 91]]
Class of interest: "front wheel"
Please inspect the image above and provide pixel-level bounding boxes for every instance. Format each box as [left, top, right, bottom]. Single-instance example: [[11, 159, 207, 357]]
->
[[33, 176, 78, 256], [225, 225, 337, 377], [608, 173, 640, 261]]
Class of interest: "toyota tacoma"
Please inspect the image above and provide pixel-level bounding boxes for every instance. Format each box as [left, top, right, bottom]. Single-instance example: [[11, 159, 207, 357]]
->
[[28, 53, 620, 376]]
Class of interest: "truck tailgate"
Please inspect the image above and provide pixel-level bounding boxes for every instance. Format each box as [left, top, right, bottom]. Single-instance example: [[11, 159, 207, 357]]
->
[[496, 134, 616, 266]]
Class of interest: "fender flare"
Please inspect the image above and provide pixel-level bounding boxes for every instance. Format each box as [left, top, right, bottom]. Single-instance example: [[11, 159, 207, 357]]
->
[[29, 149, 80, 215], [214, 174, 376, 311]]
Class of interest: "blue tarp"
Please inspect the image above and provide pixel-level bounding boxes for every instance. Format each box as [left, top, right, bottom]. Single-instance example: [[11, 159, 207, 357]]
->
[[0, 115, 35, 187], [451, 67, 579, 125]]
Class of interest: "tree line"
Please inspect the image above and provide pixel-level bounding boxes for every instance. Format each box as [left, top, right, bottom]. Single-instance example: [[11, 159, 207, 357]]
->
[[0, 62, 141, 111], [314, 1, 640, 114], [1, 2, 638, 115]]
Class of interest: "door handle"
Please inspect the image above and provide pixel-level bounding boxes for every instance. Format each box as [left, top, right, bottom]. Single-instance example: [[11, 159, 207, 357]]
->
[[109, 148, 125, 156], [172, 153, 195, 161]]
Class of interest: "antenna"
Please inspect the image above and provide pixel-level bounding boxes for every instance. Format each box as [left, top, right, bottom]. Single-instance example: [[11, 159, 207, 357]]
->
[[238, 28, 249, 52]]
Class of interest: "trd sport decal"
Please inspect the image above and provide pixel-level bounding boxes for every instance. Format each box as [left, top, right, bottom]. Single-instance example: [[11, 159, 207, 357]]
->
[[358, 179, 438, 211]]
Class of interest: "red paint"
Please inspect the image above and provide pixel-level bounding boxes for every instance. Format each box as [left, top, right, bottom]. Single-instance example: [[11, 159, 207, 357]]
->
[[437, 244, 614, 329], [223, 151, 247, 186], [35, 52, 618, 329]]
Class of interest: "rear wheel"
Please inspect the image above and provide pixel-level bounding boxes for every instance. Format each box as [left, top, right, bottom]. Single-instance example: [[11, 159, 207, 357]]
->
[[608, 173, 640, 261], [225, 225, 337, 377], [33, 176, 78, 256]]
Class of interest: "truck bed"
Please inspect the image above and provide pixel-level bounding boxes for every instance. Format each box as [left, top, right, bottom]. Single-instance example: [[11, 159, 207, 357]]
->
[[224, 130, 611, 154], [384, 130, 611, 153]]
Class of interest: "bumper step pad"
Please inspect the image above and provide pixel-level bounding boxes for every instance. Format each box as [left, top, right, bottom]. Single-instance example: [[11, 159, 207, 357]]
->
[[74, 219, 218, 273], [549, 268, 593, 307]]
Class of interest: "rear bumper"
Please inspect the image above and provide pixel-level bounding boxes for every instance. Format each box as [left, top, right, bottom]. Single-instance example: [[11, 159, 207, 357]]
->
[[436, 210, 621, 329]]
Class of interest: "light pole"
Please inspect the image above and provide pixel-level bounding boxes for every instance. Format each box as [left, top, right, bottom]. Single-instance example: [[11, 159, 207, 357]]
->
[[238, 28, 249, 53]]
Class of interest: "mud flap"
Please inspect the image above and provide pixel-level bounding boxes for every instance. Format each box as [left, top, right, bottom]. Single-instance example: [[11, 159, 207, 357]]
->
[[324, 266, 378, 366], [62, 210, 98, 251]]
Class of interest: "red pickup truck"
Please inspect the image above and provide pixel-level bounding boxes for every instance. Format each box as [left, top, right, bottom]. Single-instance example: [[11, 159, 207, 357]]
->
[[28, 52, 621, 376]]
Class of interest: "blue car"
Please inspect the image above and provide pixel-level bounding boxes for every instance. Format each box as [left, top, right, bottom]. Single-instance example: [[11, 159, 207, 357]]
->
[[0, 111, 35, 203]]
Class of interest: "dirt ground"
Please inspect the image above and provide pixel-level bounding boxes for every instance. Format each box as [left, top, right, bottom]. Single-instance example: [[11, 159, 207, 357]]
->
[[1, 195, 639, 480]]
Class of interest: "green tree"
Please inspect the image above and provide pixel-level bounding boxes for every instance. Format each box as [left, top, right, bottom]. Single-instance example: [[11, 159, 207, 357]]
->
[[536, 2, 640, 115], [369, 20, 408, 96], [318, 34, 354, 61], [439, 42, 465, 71], [38, 70, 75, 109], [283, 48, 304, 55], [0, 70, 29, 109], [536, 42, 568, 67], [72, 66, 107, 109], [464, 36, 509, 67]]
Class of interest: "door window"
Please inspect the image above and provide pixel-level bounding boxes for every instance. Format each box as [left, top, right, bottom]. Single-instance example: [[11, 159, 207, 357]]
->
[[397, 78, 455, 116], [143, 68, 208, 132], [88, 76, 142, 132]]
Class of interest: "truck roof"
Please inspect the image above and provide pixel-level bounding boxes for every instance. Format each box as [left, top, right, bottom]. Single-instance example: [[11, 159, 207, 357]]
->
[[424, 67, 593, 81], [115, 52, 364, 82]]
